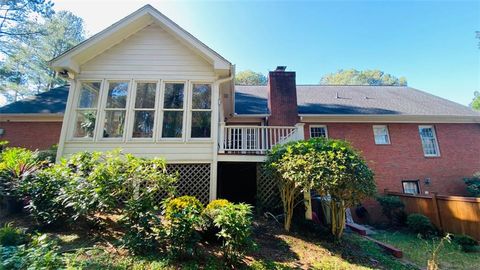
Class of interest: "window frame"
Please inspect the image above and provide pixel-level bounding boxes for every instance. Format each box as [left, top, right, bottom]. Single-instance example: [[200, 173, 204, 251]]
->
[[188, 81, 213, 141], [402, 180, 420, 195], [70, 80, 103, 141], [309, 125, 328, 139], [126, 80, 160, 142], [158, 80, 188, 141], [97, 79, 132, 141], [418, 125, 441, 157], [372, 125, 391, 145]]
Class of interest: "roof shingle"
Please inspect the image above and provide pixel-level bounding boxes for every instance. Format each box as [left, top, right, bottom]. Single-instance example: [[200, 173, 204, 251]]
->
[[0, 85, 69, 114]]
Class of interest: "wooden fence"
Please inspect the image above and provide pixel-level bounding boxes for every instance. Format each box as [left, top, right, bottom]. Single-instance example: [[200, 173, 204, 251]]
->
[[385, 190, 480, 241]]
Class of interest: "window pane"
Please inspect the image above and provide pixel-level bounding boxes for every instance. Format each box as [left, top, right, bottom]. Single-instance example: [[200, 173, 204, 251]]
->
[[374, 126, 389, 144], [311, 127, 327, 138], [192, 84, 211, 109], [74, 111, 96, 138], [132, 111, 154, 138], [162, 111, 183, 138], [78, 82, 100, 108], [106, 82, 129, 108], [403, 182, 419, 194], [164, 83, 184, 109], [103, 110, 125, 138], [191, 111, 211, 138], [419, 127, 438, 155], [135, 83, 156, 108]]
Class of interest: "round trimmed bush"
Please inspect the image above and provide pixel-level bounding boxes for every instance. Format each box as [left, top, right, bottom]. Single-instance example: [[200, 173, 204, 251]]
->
[[453, 234, 478, 252], [164, 195, 203, 220], [407, 213, 435, 236]]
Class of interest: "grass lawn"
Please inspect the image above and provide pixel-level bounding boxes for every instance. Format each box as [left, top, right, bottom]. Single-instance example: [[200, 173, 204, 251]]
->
[[1, 213, 417, 270], [371, 230, 480, 270]]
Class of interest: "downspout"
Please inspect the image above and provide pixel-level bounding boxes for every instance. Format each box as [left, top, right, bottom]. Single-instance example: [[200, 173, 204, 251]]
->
[[210, 65, 235, 201]]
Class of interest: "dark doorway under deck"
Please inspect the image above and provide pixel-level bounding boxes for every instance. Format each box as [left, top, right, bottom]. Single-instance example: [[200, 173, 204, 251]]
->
[[217, 162, 257, 206]]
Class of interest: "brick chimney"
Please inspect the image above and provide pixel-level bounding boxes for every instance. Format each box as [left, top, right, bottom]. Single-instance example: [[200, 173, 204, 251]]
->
[[267, 66, 298, 126]]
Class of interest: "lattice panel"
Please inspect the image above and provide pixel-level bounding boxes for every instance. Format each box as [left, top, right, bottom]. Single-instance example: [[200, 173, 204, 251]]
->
[[165, 163, 211, 204], [256, 163, 281, 210]]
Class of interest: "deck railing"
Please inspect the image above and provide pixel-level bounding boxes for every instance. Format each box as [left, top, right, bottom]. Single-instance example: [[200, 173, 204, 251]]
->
[[219, 123, 304, 154]]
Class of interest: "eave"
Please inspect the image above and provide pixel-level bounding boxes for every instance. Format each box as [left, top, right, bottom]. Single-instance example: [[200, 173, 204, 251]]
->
[[298, 114, 480, 123]]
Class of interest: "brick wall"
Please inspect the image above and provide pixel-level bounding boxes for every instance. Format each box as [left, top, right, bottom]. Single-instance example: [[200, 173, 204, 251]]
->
[[304, 122, 480, 196], [0, 121, 62, 150]]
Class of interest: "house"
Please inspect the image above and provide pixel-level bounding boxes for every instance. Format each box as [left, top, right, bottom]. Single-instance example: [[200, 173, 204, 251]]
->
[[1, 5, 479, 212]]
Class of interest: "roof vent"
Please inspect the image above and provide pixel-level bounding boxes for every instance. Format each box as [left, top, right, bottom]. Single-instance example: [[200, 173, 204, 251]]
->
[[275, 66, 287, 71]]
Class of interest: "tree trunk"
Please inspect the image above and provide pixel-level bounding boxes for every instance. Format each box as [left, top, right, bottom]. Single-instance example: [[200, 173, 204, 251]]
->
[[330, 199, 346, 240]]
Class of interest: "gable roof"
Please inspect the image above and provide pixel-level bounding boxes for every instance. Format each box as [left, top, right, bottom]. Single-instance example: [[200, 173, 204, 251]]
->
[[50, 5, 231, 75], [0, 85, 69, 114], [235, 85, 480, 119]]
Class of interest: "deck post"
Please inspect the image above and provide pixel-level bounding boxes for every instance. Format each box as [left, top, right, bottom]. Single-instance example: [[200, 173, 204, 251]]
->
[[218, 122, 225, 153]]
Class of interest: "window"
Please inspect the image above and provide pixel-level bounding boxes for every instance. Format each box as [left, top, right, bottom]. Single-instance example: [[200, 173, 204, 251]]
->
[[102, 81, 129, 138], [162, 82, 185, 138], [131, 82, 157, 138], [373, 125, 390, 144], [419, 125, 440, 156], [310, 125, 328, 138], [190, 84, 212, 138], [73, 81, 101, 138], [402, 181, 420, 195]]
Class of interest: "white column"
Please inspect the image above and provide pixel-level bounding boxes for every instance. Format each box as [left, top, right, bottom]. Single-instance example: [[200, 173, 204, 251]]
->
[[218, 122, 225, 153], [295, 123, 305, 140]]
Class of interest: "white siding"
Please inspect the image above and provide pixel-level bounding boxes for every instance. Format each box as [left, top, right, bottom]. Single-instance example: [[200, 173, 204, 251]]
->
[[80, 24, 216, 79], [62, 142, 213, 162], [61, 23, 219, 162]]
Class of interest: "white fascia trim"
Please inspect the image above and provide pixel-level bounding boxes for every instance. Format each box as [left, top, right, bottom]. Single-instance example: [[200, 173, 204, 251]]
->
[[50, 5, 231, 73], [0, 113, 64, 122], [217, 154, 266, 162], [233, 114, 270, 118], [298, 114, 480, 123]]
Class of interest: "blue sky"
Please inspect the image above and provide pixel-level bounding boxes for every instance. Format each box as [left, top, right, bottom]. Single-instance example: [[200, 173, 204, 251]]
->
[[53, 0, 480, 106]]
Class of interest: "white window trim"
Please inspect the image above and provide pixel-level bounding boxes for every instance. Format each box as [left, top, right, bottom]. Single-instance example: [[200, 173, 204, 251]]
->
[[158, 80, 188, 142], [69, 80, 103, 142], [402, 180, 420, 195], [418, 125, 440, 157], [97, 79, 132, 142], [187, 81, 213, 141], [126, 80, 160, 142], [309, 125, 328, 138], [372, 125, 391, 145]]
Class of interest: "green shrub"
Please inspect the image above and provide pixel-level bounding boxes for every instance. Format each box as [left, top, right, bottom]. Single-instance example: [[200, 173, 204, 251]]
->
[[22, 166, 69, 225], [0, 147, 43, 198], [36, 144, 58, 163], [119, 155, 177, 255], [214, 203, 256, 265], [407, 213, 435, 236], [453, 234, 478, 252], [464, 172, 480, 197], [0, 223, 27, 246], [164, 196, 203, 257], [0, 234, 63, 269], [202, 199, 232, 229], [376, 195, 405, 226]]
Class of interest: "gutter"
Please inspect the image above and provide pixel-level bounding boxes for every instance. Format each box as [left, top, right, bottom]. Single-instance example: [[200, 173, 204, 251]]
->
[[298, 114, 480, 123]]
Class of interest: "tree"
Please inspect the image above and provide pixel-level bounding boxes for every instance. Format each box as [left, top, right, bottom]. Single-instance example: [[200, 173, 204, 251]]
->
[[0, 0, 53, 42], [0, 10, 85, 102], [320, 69, 407, 86], [471, 91, 480, 111], [266, 138, 376, 239], [235, 70, 267, 85]]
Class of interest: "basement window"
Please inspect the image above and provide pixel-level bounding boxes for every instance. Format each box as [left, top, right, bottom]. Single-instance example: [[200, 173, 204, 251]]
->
[[402, 180, 420, 195], [373, 125, 390, 144], [419, 125, 440, 157], [310, 125, 328, 138]]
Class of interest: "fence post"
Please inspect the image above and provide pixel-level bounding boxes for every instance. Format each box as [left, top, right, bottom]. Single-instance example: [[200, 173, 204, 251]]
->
[[431, 192, 443, 232]]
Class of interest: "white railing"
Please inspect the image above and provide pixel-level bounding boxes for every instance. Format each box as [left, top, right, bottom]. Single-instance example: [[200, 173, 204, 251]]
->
[[219, 123, 304, 154]]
